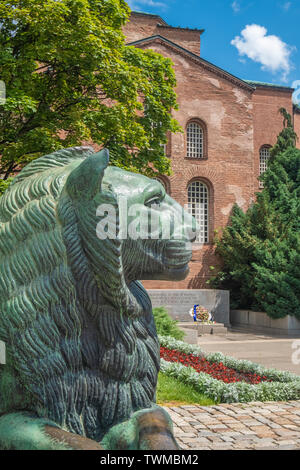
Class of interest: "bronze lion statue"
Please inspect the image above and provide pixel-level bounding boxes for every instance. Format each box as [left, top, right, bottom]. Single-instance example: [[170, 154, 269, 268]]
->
[[0, 147, 196, 450]]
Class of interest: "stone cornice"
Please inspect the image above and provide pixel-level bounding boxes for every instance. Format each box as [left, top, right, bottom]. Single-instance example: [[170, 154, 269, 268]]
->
[[246, 81, 294, 93]]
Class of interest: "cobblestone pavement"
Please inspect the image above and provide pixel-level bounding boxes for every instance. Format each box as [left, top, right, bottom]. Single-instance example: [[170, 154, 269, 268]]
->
[[165, 401, 300, 450]]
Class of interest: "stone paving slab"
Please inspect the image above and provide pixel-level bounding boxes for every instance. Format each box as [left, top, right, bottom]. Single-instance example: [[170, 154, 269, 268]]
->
[[164, 401, 300, 450]]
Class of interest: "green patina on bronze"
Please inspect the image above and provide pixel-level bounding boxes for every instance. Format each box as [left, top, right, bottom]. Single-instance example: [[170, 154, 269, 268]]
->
[[0, 147, 195, 450]]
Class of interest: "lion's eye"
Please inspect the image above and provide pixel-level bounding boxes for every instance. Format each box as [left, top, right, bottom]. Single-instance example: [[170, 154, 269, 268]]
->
[[145, 196, 162, 208]]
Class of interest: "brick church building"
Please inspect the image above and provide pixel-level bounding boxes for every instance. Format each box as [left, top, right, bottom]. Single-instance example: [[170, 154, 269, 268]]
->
[[123, 11, 300, 290]]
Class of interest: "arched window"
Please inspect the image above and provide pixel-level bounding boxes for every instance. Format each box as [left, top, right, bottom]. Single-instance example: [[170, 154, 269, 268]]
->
[[188, 181, 209, 243], [259, 146, 271, 188], [187, 122, 204, 158]]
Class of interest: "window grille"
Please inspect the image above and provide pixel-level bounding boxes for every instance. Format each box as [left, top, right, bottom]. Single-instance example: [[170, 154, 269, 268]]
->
[[259, 147, 271, 188], [187, 122, 204, 158], [188, 181, 209, 243]]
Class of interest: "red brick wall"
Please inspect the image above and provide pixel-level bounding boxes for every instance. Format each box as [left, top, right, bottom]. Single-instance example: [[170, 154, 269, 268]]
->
[[155, 26, 202, 56], [123, 13, 161, 44], [294, 111, 300, 149], [123, 13, 201, 56], [252, 87, 294, 192]]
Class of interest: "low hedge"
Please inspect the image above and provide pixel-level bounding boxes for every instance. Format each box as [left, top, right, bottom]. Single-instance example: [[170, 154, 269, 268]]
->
[[159, 335, 300, 403], [153, 307, 185, 340]]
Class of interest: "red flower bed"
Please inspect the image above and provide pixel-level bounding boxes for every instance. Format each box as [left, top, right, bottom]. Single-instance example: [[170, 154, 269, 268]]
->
[[160, 347, 271, 384]]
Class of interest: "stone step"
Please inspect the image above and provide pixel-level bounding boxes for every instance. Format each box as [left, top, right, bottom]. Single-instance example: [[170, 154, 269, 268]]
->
[[178, 322, 228, 336]]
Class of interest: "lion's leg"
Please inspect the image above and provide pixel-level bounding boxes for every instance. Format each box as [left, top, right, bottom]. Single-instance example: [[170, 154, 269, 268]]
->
[[0, 412, 103, 450], [101, 406, 180, 450], [136, 407, 180, 450]]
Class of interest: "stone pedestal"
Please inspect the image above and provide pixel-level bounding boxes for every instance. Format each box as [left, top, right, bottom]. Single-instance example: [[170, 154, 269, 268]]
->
[[178, 322, 228, 336]]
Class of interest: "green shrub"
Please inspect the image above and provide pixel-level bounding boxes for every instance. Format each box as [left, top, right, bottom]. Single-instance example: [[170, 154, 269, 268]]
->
[[153, 307, 185, 340]]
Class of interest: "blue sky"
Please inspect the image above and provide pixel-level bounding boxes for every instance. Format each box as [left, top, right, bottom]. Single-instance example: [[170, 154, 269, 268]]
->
[[127, 0, 300, 103]]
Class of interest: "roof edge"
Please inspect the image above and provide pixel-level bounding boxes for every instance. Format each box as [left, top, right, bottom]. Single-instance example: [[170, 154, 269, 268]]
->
[[245, 80, 294, 93], [157, 24, 205, 34], [128, 35, 255, 92], [130, 10, 168, 25], [130, 10, 204, 32]]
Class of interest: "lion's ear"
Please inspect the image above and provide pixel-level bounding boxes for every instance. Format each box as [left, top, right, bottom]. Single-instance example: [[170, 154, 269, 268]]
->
[[65, 149, 109, 200]]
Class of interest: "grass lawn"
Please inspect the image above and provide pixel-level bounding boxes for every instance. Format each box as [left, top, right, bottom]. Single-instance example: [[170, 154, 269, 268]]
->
[[156, 372, 216, 406]]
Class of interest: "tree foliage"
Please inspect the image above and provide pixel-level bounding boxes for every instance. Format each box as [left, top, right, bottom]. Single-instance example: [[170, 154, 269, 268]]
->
[[0, 176, 13, 195], [0, 0, 180, 179], [210, 109, 300, 319], [271, 107, 297, 158]]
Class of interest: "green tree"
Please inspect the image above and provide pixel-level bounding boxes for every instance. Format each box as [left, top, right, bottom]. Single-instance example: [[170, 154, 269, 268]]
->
[[0, 0, 180, 180], [210, 109, 300, 319], [271, 107, 297, 158]]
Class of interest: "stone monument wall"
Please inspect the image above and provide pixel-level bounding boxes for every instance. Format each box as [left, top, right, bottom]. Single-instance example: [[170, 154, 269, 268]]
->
[[148, 289, 230, 326]]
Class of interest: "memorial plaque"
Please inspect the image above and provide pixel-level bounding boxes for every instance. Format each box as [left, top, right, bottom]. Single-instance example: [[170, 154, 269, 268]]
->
[[148, 289, 230, 326]]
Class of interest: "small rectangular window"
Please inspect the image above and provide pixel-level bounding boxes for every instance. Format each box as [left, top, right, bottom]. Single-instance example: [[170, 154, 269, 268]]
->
[[188, 181, 209, 243], [259, 147, 271, 188], [187, 122, 204, 158]]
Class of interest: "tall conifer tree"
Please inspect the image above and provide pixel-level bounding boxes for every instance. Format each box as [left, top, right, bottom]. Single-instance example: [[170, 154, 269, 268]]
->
[[211, 109, 300, 319]]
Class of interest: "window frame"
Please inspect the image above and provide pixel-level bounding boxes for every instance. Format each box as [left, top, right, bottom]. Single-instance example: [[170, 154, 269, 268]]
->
[[185, 119, 208, 160], [259, 145, 272, 188], [187, 179, 210, 244]]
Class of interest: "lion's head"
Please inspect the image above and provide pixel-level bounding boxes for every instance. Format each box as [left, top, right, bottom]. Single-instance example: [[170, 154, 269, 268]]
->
[[104, 166, 196, 283], [64, 149, 196, 308], [0, 147, 196, 441]]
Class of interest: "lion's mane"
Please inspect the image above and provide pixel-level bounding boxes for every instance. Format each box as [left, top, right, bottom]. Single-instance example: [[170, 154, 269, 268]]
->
[[0, 147, 159, 441]]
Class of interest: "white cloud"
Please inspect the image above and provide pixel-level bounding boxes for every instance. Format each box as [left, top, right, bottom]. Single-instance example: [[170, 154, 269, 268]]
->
[[282, 2, 292, 11], [127, 0, 167, 9], [231, 1, 240, 13], [231, 24, 295, 81]]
